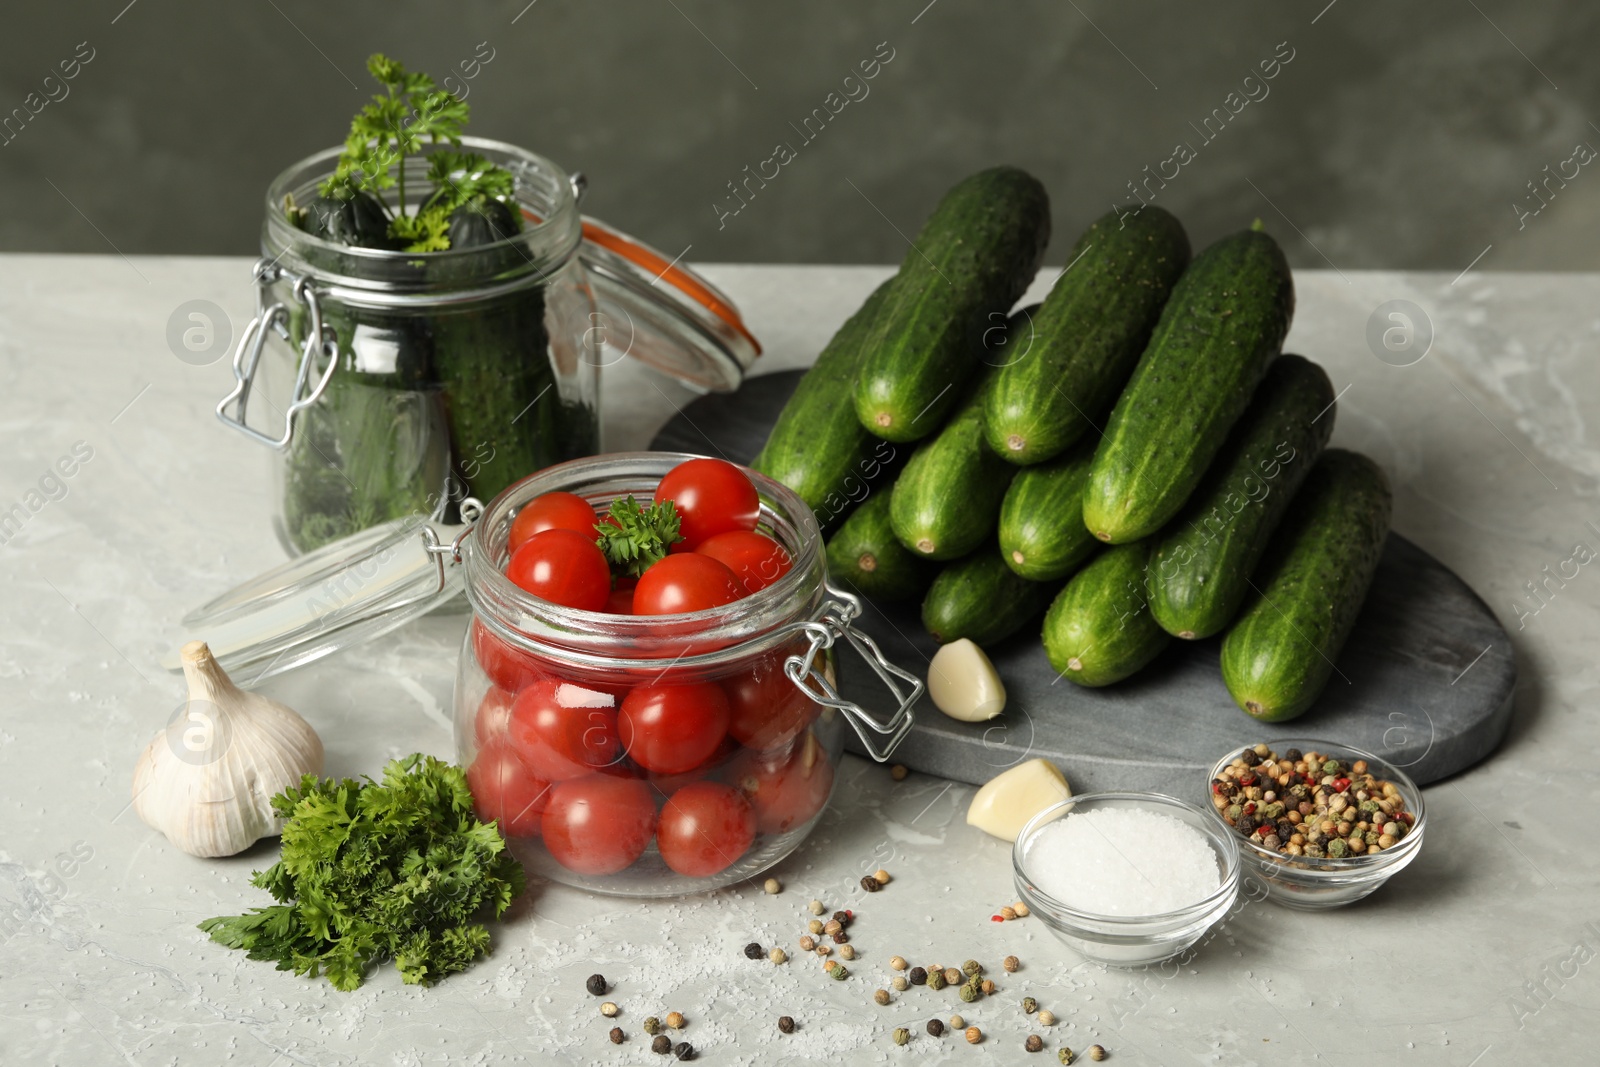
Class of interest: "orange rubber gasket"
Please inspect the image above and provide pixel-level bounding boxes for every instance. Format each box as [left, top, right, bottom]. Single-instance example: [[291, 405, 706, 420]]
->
[[521, 208, 761, 356]]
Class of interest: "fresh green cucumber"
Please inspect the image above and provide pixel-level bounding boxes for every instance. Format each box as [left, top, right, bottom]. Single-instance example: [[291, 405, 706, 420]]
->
[[1083, 225, 1294, 543], [855, 167, 1050, 442], [1149, 354, 1336, 639], [1220, 450, 1392, 722], [1041, 542, 1169, 687], [889, 379, 1016, 560], [826, 490, 935, 602], [984, 206, 1190, 465], [998, 444, 1100, 581], [922, 548, 1055, 647], [753, 279, 901, 530]]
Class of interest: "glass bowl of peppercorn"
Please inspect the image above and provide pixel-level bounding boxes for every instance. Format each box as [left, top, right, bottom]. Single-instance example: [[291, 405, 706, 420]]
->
[[1205, 740, 1427, 910]]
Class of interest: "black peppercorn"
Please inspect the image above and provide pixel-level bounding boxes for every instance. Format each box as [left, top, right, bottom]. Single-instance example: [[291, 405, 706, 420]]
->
[[609, 1027, 624, 1045], [1283, 748, 1303, 762], [1236, 814, 1257, 834], [1026, 1034, 1044, 1053], [585, 974, 607, 996], [833, 910, 851, 926], [652, 1035, 672, 1055], [927, 1019, 945, 1037], [833, 931, 850, 945], [909, 966, 928, 985], [1240, 748, 1259, 765], [778, 1016, 796, 1034], [744, 942, 764, 960], [674, 1041, 694, 1060], [860, 875, 881, 893], [1276, 818, 1295, 840]]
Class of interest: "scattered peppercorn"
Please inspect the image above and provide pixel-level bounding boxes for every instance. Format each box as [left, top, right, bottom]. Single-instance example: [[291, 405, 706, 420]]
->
[[807, 919, 824, 935], [1000, 905, 1017, 920], [1038, 1010, 1056, 1026], [652, 1035, 672, 1055], [815, 943, 832, 957], [943, 967, 962, 986], [808, 899, 825, 915], [950, 1015, 965, 1029], [1013, 901, 1030, 918], [927, 1019, 945, 1037], [860, 875, 881, 893], [890, 764, 909, 781], [874, 988, 891, 1006], [609, 1027, 624, 1045], [601, 1001, 619, 1018], [833, 910, 852, 925], [674, 1041, 694, 1060], [889, 955, 908, 970], [764, 877, 781, 895], [965, 1026, 982, 1045], [980, 979, 997, 995], [1059, 1049, 1075, 1065], [962, 959, 982, 977], [644, 1017, 662, 1035], [585, 974, 607, 996], [824, 919, 843, 936], [1026, 1035, 1045, 1053], [927, 969, 947, 991], [892, 976, 908, 991], [799, 935, 815, 951], [744, 942, 764, 960], [909, 966, 928, 986], [770, 947, 787, 964], [874, 868, 891, 885], [1022, 996, 1039, 1014], [1088, 1044, 1107, 1061], [778, 1015, 795, 1034], [839, 944, 856, 960], [959, 983, 979, 1003], [666, 1011, 685, 1030], [828, 962, 849, 980], [1003, 955, 1020, 973], [893, 1027, 910, 1046]]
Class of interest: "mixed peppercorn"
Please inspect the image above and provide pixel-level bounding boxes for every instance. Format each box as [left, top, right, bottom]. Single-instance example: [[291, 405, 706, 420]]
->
[[1212, 744, 1416, 859]]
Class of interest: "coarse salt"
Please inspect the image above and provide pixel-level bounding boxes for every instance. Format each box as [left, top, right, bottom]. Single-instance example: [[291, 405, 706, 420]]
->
[[1023, 806, 1220, 915]]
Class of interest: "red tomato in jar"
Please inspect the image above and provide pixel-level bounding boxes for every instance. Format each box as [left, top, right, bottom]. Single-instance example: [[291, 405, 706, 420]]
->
[[603, 586, 635, 615], [724, 648, 817, 752], [472, 620, 548, 693], [541, 774, 657, 875], [506, 678, 622, 781], [466, 743, 550, 838], [695, 530, 792, 594], [656, 781, 757, 878], [654, 458, 760, 549], [619, 681, 731, 775], [473, 685, 516, 746], [731, 736, 834, 834], [508, 491, 598, 552], [632, 553, 744, 615], [505, 528, 611, 612]]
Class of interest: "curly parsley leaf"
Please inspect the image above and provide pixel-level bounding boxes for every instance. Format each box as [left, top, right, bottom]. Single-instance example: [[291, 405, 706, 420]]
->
[[197, 754, 525, 992], [595, 495, 684, 578]]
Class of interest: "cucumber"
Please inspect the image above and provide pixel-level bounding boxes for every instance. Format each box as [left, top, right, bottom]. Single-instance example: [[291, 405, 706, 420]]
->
[[998, 444, 1100, 581], [1041, 542, 1169, 687], [922, 548, 1055, 647], [753, 279, 901, 530], [984, 206, 1190, 465], [1220, 450, 1392, 722], [1148, 354, 1336, 639], [855, 167, 1050, 442], [889, 378, 1016, 560], [825, 490, 935, 602], [1082, 225, 1295, 543]]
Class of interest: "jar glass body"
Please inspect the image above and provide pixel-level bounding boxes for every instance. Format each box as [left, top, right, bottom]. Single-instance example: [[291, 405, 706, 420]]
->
[[258, 139, 602, 555], [455, 453, 845, 897]]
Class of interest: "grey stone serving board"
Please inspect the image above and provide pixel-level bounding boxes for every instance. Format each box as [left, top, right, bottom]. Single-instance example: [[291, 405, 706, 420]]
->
[[652, 371, 1517, 790]]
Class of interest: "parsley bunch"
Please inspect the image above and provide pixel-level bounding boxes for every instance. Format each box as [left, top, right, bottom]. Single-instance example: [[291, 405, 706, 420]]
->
[[596, 496, 685, 578], [315, 54, 518, 252], [198, 754, 525, 992]]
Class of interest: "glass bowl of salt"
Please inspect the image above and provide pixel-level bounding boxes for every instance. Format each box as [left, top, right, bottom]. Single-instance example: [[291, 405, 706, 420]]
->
[[1013, 792, 1240, 968]]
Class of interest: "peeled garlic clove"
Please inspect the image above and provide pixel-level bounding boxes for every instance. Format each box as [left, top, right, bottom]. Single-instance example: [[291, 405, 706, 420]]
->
[[132, 641, 323, 858], [966, 758, 1072, 842], [927, 639, 1006, 722]]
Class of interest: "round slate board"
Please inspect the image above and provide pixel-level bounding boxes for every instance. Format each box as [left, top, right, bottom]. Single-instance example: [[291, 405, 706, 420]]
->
[[653, 371, 1516, 789]]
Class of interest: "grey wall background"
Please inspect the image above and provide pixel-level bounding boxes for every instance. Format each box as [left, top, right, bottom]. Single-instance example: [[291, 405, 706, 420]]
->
[[1, 0, 1595, 271]]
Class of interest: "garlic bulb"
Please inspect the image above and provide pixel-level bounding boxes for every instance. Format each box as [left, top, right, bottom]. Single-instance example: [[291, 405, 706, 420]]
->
[[132, 641, 323, 858]]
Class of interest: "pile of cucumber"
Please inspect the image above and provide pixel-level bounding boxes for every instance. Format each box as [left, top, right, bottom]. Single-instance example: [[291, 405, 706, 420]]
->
[[755, 168, 1392, 724]]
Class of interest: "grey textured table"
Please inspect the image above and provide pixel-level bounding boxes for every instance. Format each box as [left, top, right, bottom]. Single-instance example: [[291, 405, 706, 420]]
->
[[0, 258, 1591, 1065]]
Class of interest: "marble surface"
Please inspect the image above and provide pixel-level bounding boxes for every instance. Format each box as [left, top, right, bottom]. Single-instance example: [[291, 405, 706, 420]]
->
[[0, 256, 1596, 1065]]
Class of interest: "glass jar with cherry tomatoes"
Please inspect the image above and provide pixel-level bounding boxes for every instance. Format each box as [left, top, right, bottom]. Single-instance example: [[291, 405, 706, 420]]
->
[[457, 452, 920, 896]]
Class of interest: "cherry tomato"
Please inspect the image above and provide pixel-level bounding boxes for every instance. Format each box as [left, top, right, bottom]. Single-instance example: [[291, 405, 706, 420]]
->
[[654, 458, 760, 549], [505, 528, 611, 612], [619, 681, 731, 775], [473, 685, 516, 746], [465, 743, 550, 838], [506, 678, 622, 781], [603, 586, 635, 614], [724, 648, 817, 752], [472, 620, 548, 692], [695, 530, 792, 594], [731, 735, 834, 834], [656, 781, 757, 877], [632, 553, 743, 615], [540, 774, 657, 875], [643, 738, 737, 798], [508, 491, 598, 553]]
